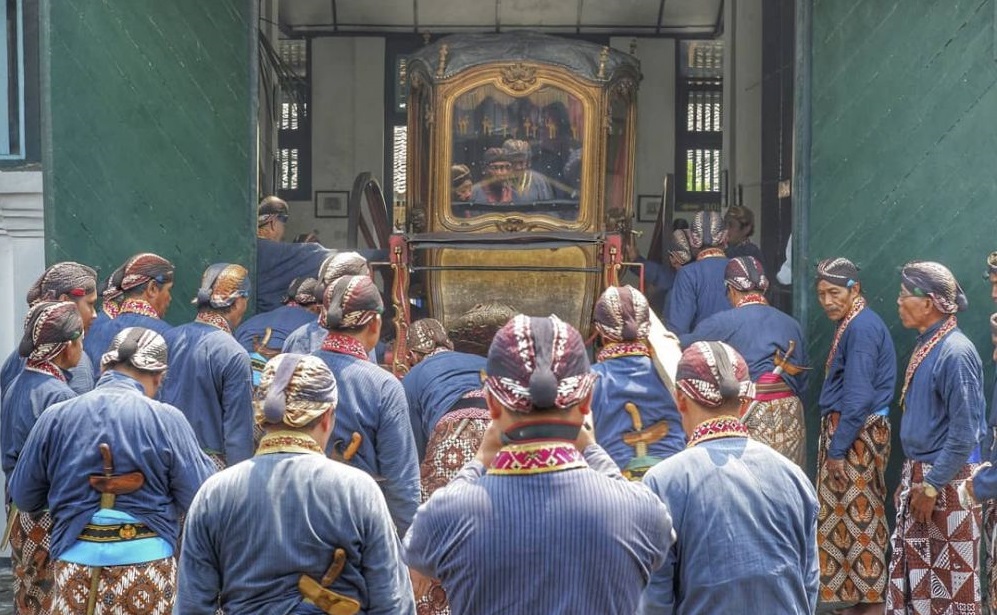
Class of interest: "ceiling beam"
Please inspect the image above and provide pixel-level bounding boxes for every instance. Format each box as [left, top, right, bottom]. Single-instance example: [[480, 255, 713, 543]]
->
[[331, 0, 338, 33], [714, 0, 725, 36], [656, 0, 666, 35]]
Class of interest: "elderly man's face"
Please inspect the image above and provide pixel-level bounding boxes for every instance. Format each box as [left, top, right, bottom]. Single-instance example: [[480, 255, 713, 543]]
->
[[488, 161, 512, 179], [816, 280, 859, 322]]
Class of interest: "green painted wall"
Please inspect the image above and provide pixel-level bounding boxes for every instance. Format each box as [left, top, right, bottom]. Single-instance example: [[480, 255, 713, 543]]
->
[[807, 0, 997, 479], [41, 0, 257, 324]]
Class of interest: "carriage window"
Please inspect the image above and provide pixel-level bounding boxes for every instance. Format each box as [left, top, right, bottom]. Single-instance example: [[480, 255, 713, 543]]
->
[[604, 95, 630, 212], [450, 83, 582, 221]]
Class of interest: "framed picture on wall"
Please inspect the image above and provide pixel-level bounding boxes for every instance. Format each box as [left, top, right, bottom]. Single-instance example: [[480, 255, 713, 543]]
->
[[637, 194, 662, 223], [315, 191, 349, 218]]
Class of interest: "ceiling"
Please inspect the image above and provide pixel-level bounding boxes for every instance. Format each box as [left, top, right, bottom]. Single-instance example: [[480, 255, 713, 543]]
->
[[279, 0, 724, 37]]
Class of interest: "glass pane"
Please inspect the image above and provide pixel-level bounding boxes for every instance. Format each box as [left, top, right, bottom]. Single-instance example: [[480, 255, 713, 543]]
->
[[604, 95, 629, 211], [450, 83, 582, 221]]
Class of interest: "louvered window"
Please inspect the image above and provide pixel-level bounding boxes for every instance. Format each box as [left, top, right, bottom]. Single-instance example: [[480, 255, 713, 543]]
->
[[676, 40, 723, 207], [276, 39, 310, 200]]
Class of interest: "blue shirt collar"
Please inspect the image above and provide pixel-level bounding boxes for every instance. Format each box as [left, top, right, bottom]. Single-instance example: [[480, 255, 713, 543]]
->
[[95, 369, 146, 394]]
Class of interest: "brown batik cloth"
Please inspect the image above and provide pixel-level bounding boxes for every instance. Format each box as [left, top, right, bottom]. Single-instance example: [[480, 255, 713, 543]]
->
[[983, 500, 997, 613], [51, 556, 177, 615], [886, 459, 981, 615], [741, 394, 806, 468], [416, 403, 491, 615], [816, 413, 891, 608], [9, 508, 55, 615]]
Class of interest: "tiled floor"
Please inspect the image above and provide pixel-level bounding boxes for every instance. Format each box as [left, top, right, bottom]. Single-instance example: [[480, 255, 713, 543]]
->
[[0, 562, 12, 613]]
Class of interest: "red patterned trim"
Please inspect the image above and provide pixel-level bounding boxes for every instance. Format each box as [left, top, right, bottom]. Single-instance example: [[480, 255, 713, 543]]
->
[[900, 315, 958, 410], [488, 441, 587, 475], [439, 407, 491, 423], [824, 295, 866, 375], [321, 333, 369, 361], [102, 303, 120, 319], [734, 293, 768, 308], [687, 416, 749, 448], [25, 359, 67, 383], [118, 299, 159, 319], [195, 311, 232, 334], [697, 247, 726, 260], [596, 341, 650, 362]]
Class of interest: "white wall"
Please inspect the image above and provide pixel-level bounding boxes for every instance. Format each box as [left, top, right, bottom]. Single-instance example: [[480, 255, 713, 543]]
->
[[724, 0, 764, 242], [285, 37, 386, 246], [611, 37, 676, 256]]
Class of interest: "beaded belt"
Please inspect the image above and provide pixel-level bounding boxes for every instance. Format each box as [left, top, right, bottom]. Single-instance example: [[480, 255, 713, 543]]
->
[[79, 522, 157, 543]]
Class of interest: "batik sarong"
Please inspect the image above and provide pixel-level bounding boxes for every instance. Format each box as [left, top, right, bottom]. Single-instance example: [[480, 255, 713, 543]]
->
[[983, 500, 997, 613], [817, 413, 891, 608], [9, 508, 55, 615], [51, 556, 177, 615], [886, 460, 981, 615], [417, 398, 490, 615], [741, 378, 805, 467]]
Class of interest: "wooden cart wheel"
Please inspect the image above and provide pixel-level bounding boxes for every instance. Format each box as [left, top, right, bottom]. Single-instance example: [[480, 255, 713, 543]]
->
[[347, 172, 391, 251]]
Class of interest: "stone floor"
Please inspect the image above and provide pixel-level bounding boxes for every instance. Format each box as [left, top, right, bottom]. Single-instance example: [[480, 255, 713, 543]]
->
[[0, 561, 11, 613]]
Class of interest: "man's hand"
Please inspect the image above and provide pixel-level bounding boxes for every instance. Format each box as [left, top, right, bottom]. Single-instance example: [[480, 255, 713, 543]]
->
[[474, 421, 503, 467], [910, 484, 937, 524], [574, 421, 596, 452], [823, 457, 848, 492], [409, 568, 433, 600]]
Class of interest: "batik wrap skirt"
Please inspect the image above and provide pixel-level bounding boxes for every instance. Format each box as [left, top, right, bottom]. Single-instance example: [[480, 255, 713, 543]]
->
[[417, 396, 490, 615], [9, 507, 55, 615], [816, 413, 891, 608], [51, 556, 177, 615], [741, 379, 805, 467], [982, 499, 997, 613], [886, 459, 981, 615]]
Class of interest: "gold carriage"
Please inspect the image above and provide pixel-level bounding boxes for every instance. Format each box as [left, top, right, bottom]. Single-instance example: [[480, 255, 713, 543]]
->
[[386, 32, 643, 374]]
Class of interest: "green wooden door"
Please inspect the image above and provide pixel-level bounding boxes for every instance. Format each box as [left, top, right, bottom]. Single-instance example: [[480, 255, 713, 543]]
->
[[806, 0, 997, 484], [41, 0, 257, 324]]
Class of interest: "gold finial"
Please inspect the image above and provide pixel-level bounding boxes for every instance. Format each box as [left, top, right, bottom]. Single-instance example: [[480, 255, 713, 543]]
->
[[598, 46, 610, 79], [422, 32, 431, 45], [437, 43, 449, 79], [629, 38, 638, 56]]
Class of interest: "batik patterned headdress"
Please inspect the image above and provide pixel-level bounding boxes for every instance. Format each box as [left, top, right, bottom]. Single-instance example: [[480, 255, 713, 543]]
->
[[257, 196, 289, 227], [18, 301, 83, 362], [322, 275, 383, 331], [901, 260, 967, 314], [689, 211, 727, 249], [448, 303, 517, 356], [407, 318, 453, 354], [317, 252, 369, 297], [192, 263, 251, 308], [100, 327, 169, 372], [255, 354, 338, 427], [284, 277, 320, 306], [593, 285, 650, 342], [816, 257, 860, 288], [725, 256, 769, 292], [675, 341, 753, 408], [25, 262, 98, 306], [484, 314, 597, 413], [668, 229, 693, 266], [119, 253, 174, 293]]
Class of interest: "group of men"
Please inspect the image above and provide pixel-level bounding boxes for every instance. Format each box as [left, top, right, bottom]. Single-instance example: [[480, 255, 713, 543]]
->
[[0, 195, 996, 615]]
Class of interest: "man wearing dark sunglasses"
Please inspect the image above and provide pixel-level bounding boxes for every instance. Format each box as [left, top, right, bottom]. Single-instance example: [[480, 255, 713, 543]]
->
[[256, 196, 333, 313]]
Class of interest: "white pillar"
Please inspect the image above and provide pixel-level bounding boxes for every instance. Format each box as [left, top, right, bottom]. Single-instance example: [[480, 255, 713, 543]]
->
[[0, 169, 44, 557]]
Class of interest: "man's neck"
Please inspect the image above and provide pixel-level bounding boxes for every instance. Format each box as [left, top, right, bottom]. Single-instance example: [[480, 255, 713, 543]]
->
[[918, 313, 947, 335]]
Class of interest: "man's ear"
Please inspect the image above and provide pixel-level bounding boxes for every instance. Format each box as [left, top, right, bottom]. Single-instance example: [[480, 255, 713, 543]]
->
[[674, 388, 689, 416], [484, 391, 504, 420]]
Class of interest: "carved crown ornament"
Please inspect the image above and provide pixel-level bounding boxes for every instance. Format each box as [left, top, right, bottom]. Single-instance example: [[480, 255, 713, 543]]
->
[[500, 63, 539, 92]]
